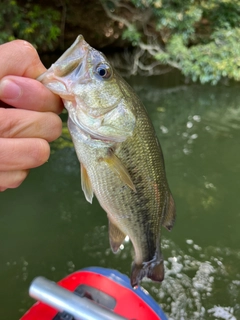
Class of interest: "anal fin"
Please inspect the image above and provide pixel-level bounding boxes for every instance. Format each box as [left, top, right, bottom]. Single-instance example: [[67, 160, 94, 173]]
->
[[103, 149, 136, 192], [162, 192, 176, 231], [109, 219, 126, 253], [80, 163, 94, 204]]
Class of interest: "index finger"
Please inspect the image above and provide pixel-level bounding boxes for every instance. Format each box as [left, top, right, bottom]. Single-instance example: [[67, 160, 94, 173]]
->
[[0, 40, 63, 113], [0, 40, 46, 79]]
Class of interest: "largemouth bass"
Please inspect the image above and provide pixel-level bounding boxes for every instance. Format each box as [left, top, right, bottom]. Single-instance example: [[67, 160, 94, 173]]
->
[[38, 35, 176, 287]]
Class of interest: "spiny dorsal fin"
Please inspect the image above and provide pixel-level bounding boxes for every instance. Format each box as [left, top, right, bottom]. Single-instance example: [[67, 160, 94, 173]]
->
[[109, 219, 126, 253], [103, 149, 136, 192], [80, 163, 94, 204], [162, 192, 176, 231]]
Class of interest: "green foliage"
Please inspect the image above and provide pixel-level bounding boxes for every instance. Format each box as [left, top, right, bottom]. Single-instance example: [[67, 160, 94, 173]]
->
[[0, 0, 61, 50], [154, 1, 202, 42], [180, 28, 240, 84], [113, 0, 240, 83], [122, 24, 141, 45]]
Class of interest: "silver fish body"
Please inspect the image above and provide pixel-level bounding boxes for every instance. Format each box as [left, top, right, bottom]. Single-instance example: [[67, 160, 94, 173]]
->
[[38, 35, 176, 287]]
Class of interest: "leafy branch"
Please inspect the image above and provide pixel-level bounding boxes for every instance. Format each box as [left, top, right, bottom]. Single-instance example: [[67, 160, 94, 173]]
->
[[101, 0, 180, 75], [101, 0, 240, 84]]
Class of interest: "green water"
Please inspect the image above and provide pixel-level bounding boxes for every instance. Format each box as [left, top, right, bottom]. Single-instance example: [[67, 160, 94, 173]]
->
[[0, 75, 240, 319]]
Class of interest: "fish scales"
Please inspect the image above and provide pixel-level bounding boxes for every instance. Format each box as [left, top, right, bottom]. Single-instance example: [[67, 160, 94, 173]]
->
[[38, 35, 176, 287]]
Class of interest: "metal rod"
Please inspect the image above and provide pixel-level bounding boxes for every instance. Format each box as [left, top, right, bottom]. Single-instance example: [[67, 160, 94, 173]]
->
[[29, 276, 127, 320]]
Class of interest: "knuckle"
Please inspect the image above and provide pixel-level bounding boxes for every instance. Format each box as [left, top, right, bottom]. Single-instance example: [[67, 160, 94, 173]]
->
[[0, 170, 28, 190], [0, 109, 15, 138], [30, 139, 50, 166], [14, 39, 37, 56], [46, 113, 62, 141], [10, 40, 43, 77], [10, 170, 29, 188]]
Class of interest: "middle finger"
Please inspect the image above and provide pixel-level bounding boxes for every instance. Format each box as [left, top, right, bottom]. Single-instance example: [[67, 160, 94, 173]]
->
[[0, 138, 50, 171], [0, 108, 62, 141]]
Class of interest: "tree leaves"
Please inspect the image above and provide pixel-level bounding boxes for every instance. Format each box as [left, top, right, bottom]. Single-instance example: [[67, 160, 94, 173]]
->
[[0, 1, 61, 50], [103, 0, 240, 83]]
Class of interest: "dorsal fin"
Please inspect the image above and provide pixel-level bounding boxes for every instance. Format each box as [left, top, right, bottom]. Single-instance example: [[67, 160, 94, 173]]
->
[[162, 192, 176, 231], [108, 219, 126, 253], [80, 163, 94, 204]]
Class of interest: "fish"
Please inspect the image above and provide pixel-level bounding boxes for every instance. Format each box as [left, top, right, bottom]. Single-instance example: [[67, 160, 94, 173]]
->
[[38, 35, 176, 287]]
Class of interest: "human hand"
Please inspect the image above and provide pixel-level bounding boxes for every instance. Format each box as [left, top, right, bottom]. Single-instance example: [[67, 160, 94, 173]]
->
[[0, 40, 63, 192]]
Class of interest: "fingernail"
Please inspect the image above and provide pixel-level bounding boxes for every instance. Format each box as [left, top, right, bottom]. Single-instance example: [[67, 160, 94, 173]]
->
[[0, 79, 22, 100]]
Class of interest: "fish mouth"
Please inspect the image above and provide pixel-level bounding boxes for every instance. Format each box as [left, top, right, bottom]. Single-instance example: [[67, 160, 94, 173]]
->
[[37, 35, 90, 99]]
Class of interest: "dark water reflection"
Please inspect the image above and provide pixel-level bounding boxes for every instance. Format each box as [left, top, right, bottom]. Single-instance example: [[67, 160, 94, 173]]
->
[[0, 76, 240, 319]]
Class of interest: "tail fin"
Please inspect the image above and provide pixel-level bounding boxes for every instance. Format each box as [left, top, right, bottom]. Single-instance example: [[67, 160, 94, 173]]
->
[[131, 256, 164, 288]]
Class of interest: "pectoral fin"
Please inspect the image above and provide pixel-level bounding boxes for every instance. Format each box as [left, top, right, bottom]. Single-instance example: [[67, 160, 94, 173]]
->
[[109, 220, 126, 253], [80, 163, 94, 204], [103, 150, 136, 192], [162, 193, 176, 231]]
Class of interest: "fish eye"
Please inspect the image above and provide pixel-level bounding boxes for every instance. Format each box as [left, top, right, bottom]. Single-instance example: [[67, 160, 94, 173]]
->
[[95, 63, 112, 80]]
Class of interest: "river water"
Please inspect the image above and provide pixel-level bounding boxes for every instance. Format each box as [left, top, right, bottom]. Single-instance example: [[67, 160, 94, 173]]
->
[[0, 73, 239, 319]]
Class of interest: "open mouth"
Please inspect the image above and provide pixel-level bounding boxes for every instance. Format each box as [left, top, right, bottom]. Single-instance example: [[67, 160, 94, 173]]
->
[[37, 35, 89, 97]]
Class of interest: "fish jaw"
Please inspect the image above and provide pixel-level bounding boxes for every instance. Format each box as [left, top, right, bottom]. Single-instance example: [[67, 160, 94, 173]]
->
[[37, 35, 90, 100], [37, 34, 123, 117]]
